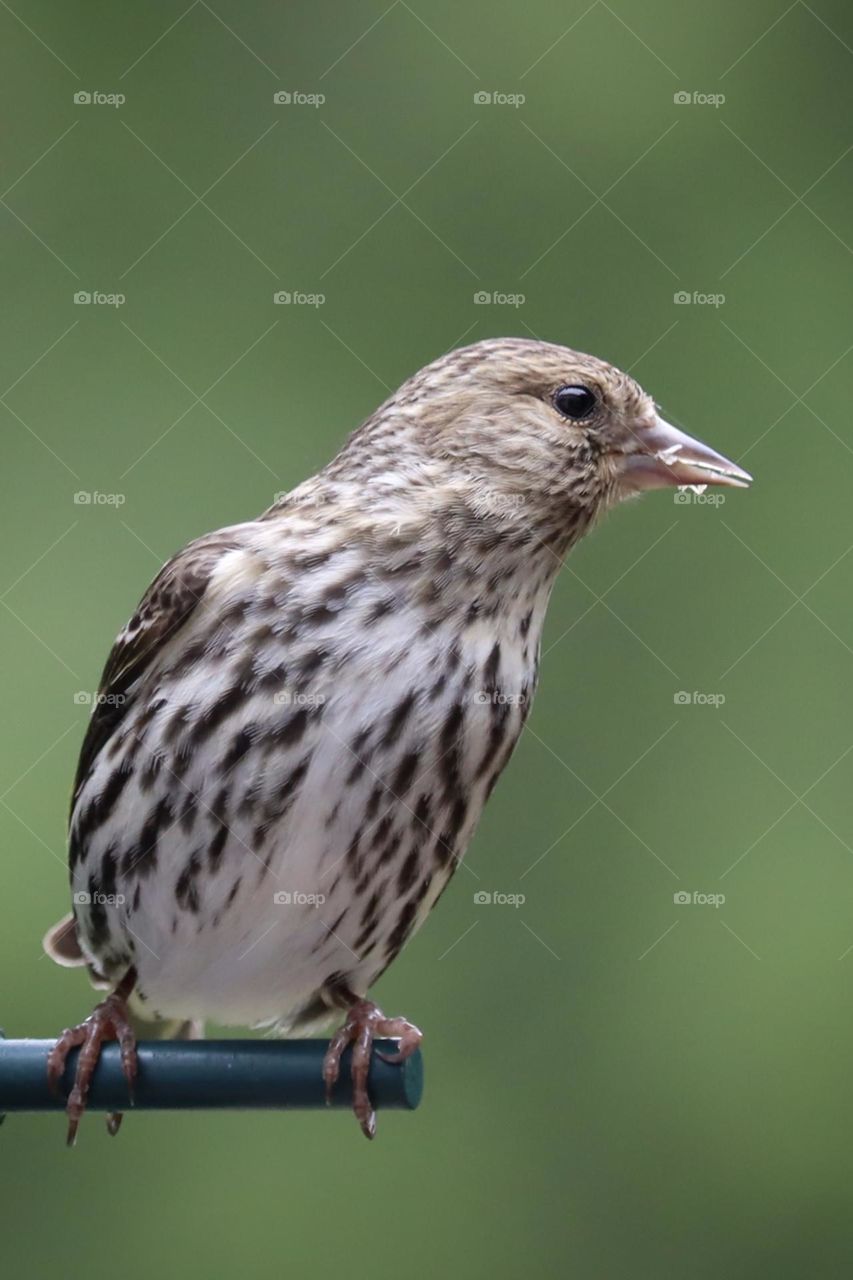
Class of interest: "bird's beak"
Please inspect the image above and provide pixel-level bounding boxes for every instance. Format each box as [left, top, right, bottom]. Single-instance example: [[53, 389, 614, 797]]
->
[[619, 416, 752, 492]]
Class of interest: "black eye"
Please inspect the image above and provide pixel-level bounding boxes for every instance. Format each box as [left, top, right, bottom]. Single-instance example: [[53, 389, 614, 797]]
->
[[554, 384, 597, 421]]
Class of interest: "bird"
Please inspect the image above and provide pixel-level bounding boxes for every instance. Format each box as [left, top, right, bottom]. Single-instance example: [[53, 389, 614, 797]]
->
[[43, 336, 751, 1143]]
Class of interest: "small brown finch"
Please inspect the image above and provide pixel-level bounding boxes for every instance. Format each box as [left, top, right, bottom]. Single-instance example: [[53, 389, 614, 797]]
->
[[43, 337, 750, 1142]]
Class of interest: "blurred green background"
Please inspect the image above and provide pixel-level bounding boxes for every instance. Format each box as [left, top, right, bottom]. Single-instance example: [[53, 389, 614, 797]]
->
[[2, 1, 853, 1275]]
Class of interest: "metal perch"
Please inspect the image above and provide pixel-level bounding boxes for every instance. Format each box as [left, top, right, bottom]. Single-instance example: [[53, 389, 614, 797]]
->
[[0, 1037, 423, 1114]]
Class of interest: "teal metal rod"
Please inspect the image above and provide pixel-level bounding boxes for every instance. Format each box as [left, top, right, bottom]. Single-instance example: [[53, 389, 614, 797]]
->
[[0, 1039, 423, 1112]]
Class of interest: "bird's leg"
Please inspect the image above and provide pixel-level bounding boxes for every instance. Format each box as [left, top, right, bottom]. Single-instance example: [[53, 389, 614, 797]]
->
[[323, 997, 422, 1139], [47, 967, 138, 1145]]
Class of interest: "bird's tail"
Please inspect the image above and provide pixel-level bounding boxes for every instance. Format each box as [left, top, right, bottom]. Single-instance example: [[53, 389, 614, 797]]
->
[[42, 911, 90, 969]]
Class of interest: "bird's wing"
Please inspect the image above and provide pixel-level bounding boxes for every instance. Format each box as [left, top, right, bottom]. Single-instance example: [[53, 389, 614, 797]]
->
[[70, 528, 247, 815]]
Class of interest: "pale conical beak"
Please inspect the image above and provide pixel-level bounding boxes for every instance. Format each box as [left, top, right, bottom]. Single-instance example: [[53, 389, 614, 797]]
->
[[620, 416, 752, 492]]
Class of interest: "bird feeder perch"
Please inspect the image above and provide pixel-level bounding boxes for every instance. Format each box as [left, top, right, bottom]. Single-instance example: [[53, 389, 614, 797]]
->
[[0, 1035, 423, 1117]]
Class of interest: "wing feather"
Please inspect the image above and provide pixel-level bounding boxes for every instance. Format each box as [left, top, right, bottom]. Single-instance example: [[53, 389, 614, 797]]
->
[[70, 529, 246, 813]]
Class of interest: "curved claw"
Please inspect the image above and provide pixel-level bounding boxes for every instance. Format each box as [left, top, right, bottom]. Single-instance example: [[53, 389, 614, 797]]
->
[[322, 999, 423, 1139], [47, 968, 138, 1146], [375, 1048, 405, 1065], [375, 1017, 423, 1065]]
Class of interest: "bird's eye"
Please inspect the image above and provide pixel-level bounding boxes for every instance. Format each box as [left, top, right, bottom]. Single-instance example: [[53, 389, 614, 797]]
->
[[554, 384, 597, 421]]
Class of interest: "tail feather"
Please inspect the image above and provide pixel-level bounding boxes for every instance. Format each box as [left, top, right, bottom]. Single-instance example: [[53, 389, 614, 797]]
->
[[42, 912, 87, 968]]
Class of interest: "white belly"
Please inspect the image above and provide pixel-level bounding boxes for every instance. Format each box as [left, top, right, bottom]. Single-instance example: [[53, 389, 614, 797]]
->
[[71, 603, 539, 1029]]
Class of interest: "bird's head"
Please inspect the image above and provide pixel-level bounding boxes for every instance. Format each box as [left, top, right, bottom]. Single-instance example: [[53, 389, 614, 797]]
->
[[327, 337, 751, 553]]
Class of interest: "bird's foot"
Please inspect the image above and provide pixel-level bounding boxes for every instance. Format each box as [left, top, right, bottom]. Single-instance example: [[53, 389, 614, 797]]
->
[[323, 998, 422, 1139], [47, 968, 138, 1145]]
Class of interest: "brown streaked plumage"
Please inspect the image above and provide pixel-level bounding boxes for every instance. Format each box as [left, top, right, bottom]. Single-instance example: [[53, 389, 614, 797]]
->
[[43, 337, 751, 1142]]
